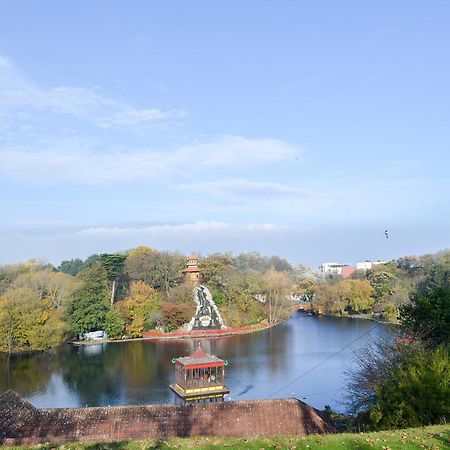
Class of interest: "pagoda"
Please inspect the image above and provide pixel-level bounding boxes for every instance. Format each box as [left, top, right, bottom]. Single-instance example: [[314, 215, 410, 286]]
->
[[182, 255, 202, 283], [170, 345, 230, 402]]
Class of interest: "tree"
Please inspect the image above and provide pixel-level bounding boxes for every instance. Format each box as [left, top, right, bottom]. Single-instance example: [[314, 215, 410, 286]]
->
[[125, 247, 184, 294], [65, 263, 110, 337], [369, 271, 396, 304], [153, 251, 185, 296], [268, 255, 293, 272], [199, 257, 231, 290], [369, 347, 450, 429], [99, 253, 126, 306], [345, 335, 413, 414], [294, 278, 318, 302], [161, 303, 192, 331], [347, 280, 374, 312], [168, 279, 195, 305], [0, 286, 66, 352], [125, 246, 159, 283], [57, 258, 83, 276], [261, 268, 292, 324], [401, 265, 450, 346], [104, 307, 125, 339], [13, 269, 78, 309], [121, 281, 162, 337]]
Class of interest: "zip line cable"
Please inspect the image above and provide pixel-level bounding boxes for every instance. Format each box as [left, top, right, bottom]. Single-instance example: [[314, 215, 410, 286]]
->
[[264, 324, 380, 400]]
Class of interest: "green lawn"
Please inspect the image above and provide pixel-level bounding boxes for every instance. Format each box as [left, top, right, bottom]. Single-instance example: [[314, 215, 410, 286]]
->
[[12, 424, 450, 449]]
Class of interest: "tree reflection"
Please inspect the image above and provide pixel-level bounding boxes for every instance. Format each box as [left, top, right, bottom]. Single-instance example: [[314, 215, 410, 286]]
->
[[0, 350, 56, 396], [59, 344, 121, 406]]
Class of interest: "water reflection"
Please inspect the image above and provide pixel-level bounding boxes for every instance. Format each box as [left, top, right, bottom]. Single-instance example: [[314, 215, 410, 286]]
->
[[0, 313, 391, 412]]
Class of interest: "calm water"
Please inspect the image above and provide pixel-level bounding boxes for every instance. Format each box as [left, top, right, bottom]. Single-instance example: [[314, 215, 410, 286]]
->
[[0, 313, 392, 412]]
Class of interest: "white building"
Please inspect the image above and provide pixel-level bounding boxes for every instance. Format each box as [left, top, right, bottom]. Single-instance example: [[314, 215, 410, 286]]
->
[[356, 260, 387, 271], [320, 262, 351, 275]]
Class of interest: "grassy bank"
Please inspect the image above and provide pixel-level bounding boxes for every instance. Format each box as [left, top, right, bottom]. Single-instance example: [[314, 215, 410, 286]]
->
[[11, 424, 449, 449]]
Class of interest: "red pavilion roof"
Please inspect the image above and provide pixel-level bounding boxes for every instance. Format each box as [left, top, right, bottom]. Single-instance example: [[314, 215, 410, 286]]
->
[[175, 344, 223, 367], [183, 266, 201, 273]]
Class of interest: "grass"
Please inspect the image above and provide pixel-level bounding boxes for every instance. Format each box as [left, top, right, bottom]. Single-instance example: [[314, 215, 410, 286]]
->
[[11, 424, 450, 449]]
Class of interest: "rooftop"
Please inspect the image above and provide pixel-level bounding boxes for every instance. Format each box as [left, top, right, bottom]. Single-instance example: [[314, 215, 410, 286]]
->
[[175, 345, 224, 366], [0, 390, 332, 445]]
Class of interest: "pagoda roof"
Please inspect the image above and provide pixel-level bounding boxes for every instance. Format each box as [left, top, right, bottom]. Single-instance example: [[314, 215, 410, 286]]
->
[[183, 266, 200, 273], [175, 345, 223, 366]]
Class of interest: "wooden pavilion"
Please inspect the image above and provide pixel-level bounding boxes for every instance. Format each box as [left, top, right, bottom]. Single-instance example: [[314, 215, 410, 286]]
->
[[182, 255, 202, 283], [170, 345, 230, 402]]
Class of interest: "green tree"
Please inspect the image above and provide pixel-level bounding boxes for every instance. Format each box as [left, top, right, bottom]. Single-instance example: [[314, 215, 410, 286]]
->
[[57, 258, 83, 276], [401, 265, 450, 346], [104, 307, 125, 339], [65, 263, 110, 337], [369, 347, 450, 430], [369, 271, 396, 303], [99, 253, 126, 306]]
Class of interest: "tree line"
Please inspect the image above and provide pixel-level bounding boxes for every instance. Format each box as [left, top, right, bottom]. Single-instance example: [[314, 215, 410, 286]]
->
[[0, 248, 296, 352], [295, 250, 450, 322]]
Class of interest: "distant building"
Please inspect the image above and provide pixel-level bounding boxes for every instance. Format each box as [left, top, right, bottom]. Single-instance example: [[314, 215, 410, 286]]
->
[[356, 260, 387, 271], [320, 263, 351, 275], [183, 255, 202, 283], [341, 266, 357, 279]]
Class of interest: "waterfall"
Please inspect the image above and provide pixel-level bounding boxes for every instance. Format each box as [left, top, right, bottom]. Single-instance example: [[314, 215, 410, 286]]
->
[[186, 285, 226, 330]]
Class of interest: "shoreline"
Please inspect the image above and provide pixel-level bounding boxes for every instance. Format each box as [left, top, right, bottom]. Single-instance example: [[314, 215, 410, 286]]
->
[[70, 319, 280, 346]]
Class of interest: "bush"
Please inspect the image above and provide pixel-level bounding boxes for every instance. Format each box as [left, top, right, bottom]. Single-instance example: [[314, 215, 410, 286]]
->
[[369, 347, 450, 430], [162, 303, 192, 331]]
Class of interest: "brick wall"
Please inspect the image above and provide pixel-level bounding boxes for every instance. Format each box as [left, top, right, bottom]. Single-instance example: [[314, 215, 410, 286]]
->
[[0, 390, 332, 445]]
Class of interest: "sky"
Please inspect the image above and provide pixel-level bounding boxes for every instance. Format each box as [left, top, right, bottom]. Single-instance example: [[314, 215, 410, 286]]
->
[[0, 1, 449, 267]]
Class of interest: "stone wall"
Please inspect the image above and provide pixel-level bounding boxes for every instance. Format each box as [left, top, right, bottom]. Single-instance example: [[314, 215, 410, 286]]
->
[[0, 390, 332, 445]]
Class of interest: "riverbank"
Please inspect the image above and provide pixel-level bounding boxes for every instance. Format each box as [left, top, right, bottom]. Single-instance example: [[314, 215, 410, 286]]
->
[[8, 424, 449, 449], [70, 319, 278, 346]]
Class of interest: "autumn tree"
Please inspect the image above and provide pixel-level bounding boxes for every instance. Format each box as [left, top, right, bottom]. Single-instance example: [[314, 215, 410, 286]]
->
[[295, 278, 318, 302], [121, 281, 162, 337], [347, 280, 374, 312], [13, 269, 78, 309], [0, 286, 66, 352], [261, 268, 293, 324], [125, 247, 184, 295], [199, 256, 233, 290]]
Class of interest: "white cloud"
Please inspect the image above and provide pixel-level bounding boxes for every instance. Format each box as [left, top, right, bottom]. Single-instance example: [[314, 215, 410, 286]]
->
[[0, 135, 299, 184], [75, 221, 291, 237], [101, 108, 186, 127], [177, 179, 310, 199], [0, 54, 184, 127]]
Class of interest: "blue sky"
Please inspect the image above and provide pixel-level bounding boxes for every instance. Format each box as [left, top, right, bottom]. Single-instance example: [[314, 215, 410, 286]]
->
[[0, 1, 449, 266]]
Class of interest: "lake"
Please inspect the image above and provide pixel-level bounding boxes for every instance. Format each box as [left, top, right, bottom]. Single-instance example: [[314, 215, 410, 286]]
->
[[0, 312, 392, 412]]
